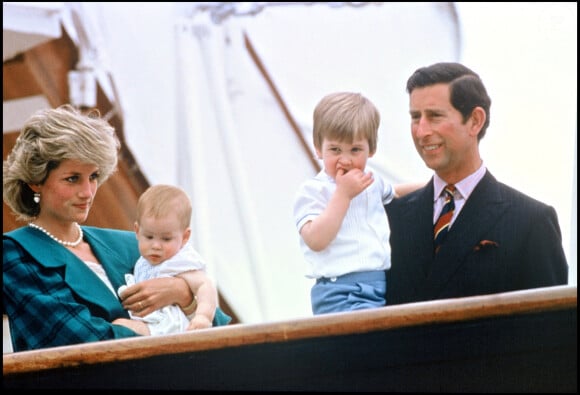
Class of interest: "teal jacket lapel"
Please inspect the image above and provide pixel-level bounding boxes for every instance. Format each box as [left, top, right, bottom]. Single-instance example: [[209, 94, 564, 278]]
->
[[5, 226, 138, 318], [82, 226, 138, 291]]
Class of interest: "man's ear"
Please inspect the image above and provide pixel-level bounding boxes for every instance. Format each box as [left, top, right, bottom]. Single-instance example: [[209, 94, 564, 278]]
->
[[470, 106, 486, 137]]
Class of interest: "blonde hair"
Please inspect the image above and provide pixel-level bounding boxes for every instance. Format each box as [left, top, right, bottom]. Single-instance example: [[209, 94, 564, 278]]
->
[[3, 104, 120, 221], [136, 184, 192, 230], [312, 92, 380, 154]]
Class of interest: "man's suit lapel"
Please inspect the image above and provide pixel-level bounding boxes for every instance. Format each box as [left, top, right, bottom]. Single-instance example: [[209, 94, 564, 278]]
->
[[396, 183, 436, 283], [426, 171, 509, 297]]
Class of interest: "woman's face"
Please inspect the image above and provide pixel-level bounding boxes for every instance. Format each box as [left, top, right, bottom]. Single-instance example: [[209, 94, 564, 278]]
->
[[33, 159, 99, 225]]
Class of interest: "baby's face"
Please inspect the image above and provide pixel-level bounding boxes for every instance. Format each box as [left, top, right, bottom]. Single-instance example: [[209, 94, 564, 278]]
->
[[135, 214, 187, 265], [316, 137, 372, 180]]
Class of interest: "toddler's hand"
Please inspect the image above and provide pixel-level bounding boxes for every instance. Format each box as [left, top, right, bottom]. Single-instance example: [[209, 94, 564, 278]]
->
[[336, 168, 374, 199]]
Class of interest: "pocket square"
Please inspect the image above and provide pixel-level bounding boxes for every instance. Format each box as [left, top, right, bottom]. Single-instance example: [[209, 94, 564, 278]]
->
[[474, 240, 499, 251]]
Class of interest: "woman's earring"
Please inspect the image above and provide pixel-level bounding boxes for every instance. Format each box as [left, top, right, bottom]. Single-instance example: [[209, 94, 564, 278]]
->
[[33, 193, 40, 204]]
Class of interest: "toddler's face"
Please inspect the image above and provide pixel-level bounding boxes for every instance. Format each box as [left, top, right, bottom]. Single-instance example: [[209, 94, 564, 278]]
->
[[135, 213, 188, 265], [316, 137, 372, 180]]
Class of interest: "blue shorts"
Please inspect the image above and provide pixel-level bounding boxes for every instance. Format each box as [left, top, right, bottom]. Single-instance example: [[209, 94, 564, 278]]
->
[[311, 270, 386, 315]]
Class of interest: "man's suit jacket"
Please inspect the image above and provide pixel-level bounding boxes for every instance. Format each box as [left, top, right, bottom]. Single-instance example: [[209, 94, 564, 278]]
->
[[385, 170, 568, 305]]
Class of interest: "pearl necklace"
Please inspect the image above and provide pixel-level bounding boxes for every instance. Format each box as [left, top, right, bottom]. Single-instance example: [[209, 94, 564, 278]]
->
[[28, 222, 84, 247]]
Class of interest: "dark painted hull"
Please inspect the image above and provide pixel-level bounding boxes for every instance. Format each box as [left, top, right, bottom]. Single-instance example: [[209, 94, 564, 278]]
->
[[4, 286, 577, 391]]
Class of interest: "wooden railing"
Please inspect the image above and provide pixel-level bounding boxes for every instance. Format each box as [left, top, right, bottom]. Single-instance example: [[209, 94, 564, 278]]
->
[[3, 285, 577, 391]]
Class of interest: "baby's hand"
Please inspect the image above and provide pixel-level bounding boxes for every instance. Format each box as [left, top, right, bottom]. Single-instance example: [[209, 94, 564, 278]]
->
[[187, 314, 213, 330]]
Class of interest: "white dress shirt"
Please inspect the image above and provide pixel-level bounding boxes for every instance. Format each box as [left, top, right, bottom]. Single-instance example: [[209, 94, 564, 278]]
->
[[433, 162, 487, 226]]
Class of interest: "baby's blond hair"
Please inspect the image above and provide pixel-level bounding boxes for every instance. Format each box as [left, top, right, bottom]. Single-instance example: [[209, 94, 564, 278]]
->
[[136, 184, 192, 230]]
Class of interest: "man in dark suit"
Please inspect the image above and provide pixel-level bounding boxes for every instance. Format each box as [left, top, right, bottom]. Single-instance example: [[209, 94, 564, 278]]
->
[[385, 62, 568, 305]]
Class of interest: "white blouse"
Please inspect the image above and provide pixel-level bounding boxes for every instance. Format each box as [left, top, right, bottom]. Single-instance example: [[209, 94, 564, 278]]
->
[[84, 260, 117, 297]]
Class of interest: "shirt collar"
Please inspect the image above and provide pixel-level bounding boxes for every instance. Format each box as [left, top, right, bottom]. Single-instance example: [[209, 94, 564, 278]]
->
[[433, 162, 487, 202]]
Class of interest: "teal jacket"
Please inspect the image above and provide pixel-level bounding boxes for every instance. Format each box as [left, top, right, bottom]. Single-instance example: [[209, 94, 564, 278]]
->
[[3, 226, 230, 352]]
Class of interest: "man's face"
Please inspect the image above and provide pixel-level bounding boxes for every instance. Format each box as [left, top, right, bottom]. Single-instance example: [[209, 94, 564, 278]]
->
[[409, 83, 477, 180]]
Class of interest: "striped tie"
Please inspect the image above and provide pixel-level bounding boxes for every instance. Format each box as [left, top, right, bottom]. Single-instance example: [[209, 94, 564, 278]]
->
[[434, 184, 456, 254]]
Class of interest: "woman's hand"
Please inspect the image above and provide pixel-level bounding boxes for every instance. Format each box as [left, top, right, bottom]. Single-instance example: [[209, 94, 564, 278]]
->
[[119, 276, 193, 317], [112, 318, 151, 336]]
